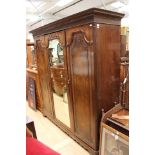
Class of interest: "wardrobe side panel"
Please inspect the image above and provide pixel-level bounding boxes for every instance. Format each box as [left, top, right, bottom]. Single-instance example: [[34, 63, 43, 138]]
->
[[95, 24, 121, 113]]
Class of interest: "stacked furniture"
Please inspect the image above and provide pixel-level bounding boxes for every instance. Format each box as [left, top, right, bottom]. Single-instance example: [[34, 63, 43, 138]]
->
[[30, 8, 124, 155]]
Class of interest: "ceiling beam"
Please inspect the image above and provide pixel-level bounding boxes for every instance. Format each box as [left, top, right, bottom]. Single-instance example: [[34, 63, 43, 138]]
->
[[52, 0, 84, 15]]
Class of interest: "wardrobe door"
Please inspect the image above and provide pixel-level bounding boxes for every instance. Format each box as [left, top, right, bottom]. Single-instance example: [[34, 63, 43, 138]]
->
[[45, 31, 73, 129], [35, 36, 53, 120], [66, 25, 96, 148]]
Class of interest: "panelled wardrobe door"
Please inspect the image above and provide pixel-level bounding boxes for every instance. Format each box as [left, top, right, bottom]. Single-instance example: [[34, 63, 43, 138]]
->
[[35, 36, 54, 120], [66, 25, 96, 148], [45, 31, 73, 130]]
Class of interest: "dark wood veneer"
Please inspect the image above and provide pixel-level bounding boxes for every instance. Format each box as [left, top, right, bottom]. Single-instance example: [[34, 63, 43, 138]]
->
[[31, 8, 124, 155], [68, 30, 93, 146], [30, 8, 123, 36], [35, 39, 54, 120]]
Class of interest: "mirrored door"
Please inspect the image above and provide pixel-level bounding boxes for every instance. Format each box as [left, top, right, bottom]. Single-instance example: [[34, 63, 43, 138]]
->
[[48, 35, 71, 128]]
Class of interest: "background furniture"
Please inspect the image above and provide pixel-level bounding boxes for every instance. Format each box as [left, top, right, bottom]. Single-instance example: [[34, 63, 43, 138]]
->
[[26, 116, 37, 139], [120, 58, 129, 109], [26, 68, 43, 112], [30, 8, 124, 155], [26, 41, 43, 112], [26, 40, 37, 68], [120, 26, 129, 109], [99, 104, 129, 155], [27, 77, 37, 111]]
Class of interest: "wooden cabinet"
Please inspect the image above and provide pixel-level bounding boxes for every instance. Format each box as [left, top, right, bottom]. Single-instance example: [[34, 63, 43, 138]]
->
[[26, 41, 43, 112], [120, 60, 129, 109], [30, 8, 124, 155], [99, 104, 129, 155], [26, 68, 42, 112], [100, 123, 129, 155], [26, 40, 37, 68]]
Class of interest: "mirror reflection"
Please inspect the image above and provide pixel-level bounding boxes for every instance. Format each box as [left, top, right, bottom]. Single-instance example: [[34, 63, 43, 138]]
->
[[48, 39, 70, 128], [48, 39, 63, 66]]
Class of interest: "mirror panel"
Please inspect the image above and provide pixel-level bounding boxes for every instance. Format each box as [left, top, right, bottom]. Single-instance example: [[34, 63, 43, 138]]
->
[[48, 39, 70, 128], [48, 39, 64, 66]]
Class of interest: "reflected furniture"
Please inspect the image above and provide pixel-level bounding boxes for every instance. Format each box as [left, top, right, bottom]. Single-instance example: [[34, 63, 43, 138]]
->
[[51, 64, 66, 96], [30, 8, 124, 155]]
